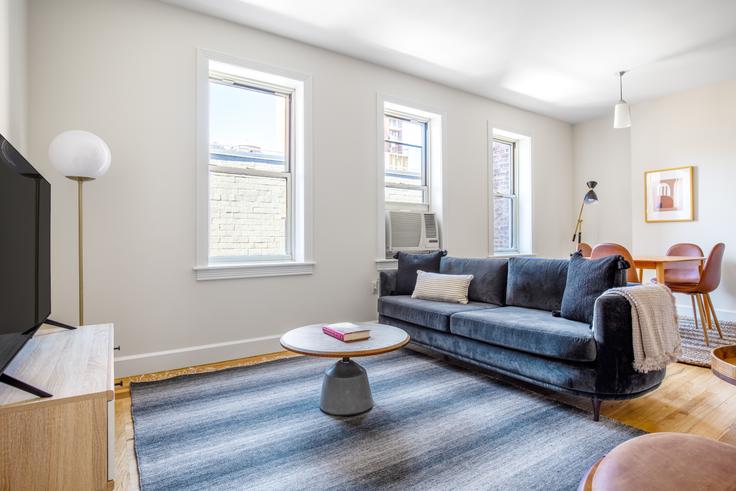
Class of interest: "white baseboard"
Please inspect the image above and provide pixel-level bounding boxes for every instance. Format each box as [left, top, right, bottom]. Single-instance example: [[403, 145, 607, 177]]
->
[[114, 334, 283, 378], [676, 303, 736, 323]]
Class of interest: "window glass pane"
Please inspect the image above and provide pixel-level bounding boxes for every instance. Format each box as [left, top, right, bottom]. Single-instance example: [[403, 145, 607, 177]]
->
[[494, 197, 514, 251], [209, 81, 288, 172], [384, 116, 424, 146], [385, 187, 425, 204], [209, 172, 287, 258], [384, 142, 423, 187], [493, 140, 513, 195]]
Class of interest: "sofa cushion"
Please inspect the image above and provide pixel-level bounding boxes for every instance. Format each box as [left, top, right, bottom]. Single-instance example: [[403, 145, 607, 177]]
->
[[560, 252, 628, 324], [412, 271, 474, 304], [506, 257, 568, 312], [450, 306, 597, 362], [395, 251, 444, 295], [440, 256, 508, 305], [378, 295, 497, 332]]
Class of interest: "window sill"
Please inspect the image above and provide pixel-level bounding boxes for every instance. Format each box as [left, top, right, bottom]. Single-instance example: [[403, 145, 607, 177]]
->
[[491, 252, 535, 259], [194, 261, 315, 280], [375, 258, 398, 271]]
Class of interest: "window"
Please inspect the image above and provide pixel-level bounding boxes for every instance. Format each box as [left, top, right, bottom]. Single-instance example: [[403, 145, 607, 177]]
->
[[195, 51, 313, 280], [208, 72, 292, 262], [492, 137, 518, 252], [383, 111, 429, 207], [376, 97, 444, 264]]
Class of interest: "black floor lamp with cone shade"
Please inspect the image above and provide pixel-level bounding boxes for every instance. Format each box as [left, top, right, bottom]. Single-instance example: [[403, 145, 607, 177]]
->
[[572, 181, 598, 250], [48, 130, 111, 326]]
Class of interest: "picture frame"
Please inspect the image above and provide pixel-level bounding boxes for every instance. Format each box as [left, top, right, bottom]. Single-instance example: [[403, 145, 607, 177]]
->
[[644, 165, 694, 223]]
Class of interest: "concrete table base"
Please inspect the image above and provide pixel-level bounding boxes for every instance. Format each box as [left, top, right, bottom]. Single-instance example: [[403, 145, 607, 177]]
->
[[320, 357, 374, 416]]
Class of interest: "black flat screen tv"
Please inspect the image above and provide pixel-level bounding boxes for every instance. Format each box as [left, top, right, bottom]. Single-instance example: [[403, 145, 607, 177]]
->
[[0, 133, 51, 378]]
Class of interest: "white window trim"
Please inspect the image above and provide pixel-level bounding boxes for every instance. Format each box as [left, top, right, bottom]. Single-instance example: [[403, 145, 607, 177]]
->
[[194, 261, 316, 280], [383, 109, 430, 210], [492, 135, 520, 254], [195, 49, 313, 280], [489, 125, 533, 258], [376, 94, 446, 265]]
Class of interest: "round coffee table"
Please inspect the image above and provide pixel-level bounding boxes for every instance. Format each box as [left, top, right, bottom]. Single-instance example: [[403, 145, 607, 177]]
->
[[280, 323, 410, 416]]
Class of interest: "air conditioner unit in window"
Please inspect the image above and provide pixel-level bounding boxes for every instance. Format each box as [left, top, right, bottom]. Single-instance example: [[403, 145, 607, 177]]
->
[[386, 211, 440, 255]]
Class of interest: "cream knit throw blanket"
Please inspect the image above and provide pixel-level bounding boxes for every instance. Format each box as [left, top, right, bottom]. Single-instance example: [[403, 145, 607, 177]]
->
[[603, 284, 681, 373]]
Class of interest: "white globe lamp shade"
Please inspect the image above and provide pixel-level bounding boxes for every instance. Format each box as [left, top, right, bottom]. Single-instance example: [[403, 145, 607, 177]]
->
[[48, 130, 111, 179], [613, 102, 631, 129]]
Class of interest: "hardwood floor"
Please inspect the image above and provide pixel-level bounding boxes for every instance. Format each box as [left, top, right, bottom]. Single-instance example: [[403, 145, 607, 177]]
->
[[113, 356, 736, 490]]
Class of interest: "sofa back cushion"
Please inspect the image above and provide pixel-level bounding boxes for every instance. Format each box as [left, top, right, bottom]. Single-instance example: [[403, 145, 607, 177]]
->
[[395, 251, 445, 295], [506, 257, 568, 312], [440, 256, 508, 305]]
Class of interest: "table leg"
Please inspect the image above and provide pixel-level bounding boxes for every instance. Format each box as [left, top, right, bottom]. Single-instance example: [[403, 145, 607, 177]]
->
[[655, 263, 665, 284], [320, 357, 374, 416]]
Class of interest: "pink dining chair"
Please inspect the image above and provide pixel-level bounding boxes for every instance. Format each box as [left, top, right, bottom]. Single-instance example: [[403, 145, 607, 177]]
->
[[664, 243, 704, 284], [577, 242, 592, 258], [591, 243, 639, 283], [668, 243, 725, 346]]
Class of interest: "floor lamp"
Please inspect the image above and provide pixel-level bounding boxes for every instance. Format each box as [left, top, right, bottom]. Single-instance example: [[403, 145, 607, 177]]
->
[[49, 130, 111, 326], [572, 181, 598, 250]]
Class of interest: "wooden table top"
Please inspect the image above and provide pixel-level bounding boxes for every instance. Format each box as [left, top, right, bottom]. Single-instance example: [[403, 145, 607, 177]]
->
[[280, 323, 410, 358], [633, 255, 705, 263]]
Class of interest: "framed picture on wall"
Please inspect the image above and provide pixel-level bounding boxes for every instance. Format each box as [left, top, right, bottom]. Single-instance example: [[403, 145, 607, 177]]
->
[[644, 165, 694, 222]]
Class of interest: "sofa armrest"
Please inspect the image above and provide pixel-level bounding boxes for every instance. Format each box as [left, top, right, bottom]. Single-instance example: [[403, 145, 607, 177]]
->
[[592, 293, 665, 395], [379, 270, 398, 297], [592, 293, 634, 360]]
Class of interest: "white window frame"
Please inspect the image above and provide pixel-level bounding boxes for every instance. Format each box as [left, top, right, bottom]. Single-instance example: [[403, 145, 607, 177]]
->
[[492, 135, 520, 254], [376, 96, 445, 266], [194, 49, 314, 280], [209, 74, 293, 263], [383, 110, 430, 210]]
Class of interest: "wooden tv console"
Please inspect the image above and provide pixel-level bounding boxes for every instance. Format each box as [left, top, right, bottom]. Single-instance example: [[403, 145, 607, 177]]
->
[[0, 324, 115, 490]]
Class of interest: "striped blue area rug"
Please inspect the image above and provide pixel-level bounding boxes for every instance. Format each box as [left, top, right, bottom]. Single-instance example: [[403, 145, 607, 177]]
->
[[130, 349, 642, 490]]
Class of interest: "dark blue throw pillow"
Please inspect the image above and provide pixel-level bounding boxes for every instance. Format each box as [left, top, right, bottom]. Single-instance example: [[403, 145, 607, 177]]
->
[[560, 252, 629, 324], [395, 251, 446, 295]]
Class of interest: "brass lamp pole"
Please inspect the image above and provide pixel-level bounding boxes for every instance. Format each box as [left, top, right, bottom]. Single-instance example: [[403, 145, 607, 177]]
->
[[572, 181, 598, 249], [49, 131, 111, 326], [69, 177, 93, 325]]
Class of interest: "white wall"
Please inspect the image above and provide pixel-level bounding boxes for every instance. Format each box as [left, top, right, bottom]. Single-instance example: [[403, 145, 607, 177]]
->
[[573, 80, 736, 319], [572, 117, 631, 248], [0, 0, 26, 150], [27, 0, 574, 376], [631, 80, 736, 317]]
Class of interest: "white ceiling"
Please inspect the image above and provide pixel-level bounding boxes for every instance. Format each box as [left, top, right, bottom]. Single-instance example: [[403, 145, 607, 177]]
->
[[163, 0, 736, 123]]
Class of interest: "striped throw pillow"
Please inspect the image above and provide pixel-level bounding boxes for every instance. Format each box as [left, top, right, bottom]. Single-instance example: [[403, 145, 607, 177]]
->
[[411, 270, 474, 304]]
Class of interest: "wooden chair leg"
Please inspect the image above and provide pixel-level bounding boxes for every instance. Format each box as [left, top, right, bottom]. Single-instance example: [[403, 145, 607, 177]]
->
[[696, 294, 710, 346], [705, 293, 724, 339], [691, 295, 700, 328], [702, 294, 713, 330], [638, 269, 644, 283]]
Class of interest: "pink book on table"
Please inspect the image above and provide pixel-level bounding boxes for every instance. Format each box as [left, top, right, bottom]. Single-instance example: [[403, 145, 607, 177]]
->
[[322, 323, 370, 342]]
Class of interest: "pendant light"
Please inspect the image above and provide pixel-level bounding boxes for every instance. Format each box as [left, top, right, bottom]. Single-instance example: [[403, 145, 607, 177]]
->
[[613, 70, 631, 129]]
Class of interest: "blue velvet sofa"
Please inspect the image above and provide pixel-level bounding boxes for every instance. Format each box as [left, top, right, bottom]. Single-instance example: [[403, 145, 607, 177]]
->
[[377, 256, 666, 420]]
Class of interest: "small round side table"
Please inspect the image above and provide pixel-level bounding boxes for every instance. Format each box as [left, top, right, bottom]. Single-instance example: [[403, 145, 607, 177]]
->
[[280, 323, 409, 416]]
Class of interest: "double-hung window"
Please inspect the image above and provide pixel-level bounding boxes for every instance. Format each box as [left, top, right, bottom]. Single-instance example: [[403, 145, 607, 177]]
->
[[196, 51, 312, 280], [492, 136, 519, 253], [208, 72, 292, 262], [383, 111, 429, 208]]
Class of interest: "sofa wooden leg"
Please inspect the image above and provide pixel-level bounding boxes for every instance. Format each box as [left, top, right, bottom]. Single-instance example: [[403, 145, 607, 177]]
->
[[592, 398, 601, 421]]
